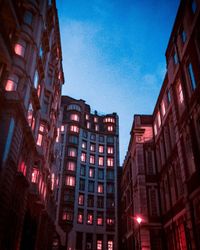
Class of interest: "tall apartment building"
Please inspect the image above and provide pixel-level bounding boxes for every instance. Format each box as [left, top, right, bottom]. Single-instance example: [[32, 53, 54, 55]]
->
[[0, 1, 64, 249], [56, 96, 119, 250], [121, 0, 200, 249]]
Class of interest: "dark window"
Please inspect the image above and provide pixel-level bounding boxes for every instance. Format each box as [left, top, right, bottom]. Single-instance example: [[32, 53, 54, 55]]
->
[[181, 30, 187, 44], [188, 62, 197, 90], [80, 165, 86, 176], [79, 179, 85, 191], [90, 134, 96, 141], [191, 0, 197, 13], [24, 11, 33, 25], [83, 130, 88, 138], [69, 135, 78, 144], [173, 52, 178, 65], [107, 136, 114, 144], [98, 169, 104, 180], [87, 195, 94, 207], [99, 135, 104, 142], [107, 170, 114, 180], [97, 196, 104, 208], [88, 181, 94, 192]]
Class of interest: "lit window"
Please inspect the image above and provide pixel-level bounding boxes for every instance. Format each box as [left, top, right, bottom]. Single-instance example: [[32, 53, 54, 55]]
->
[[107, 146, 114, 154], [90, 155, 95, 164], [87, 122, 91, 129], [78, 194, 84, 205], [157, 111, 161, 127], [98, 156, 104, 166], [161, 101, 166, 116], [56, 128, 60, 142], [70, 125, 79, 133], [81, 152, 86, 162], [37, 84, 41, 98], [82, 141, 87, 149], [97, 214, 103, 225], [97, 240, 102, 250], [154, 123, 157, 136], [98, 183, 104, 193], [95, 124, 99, 131], [98, 145, 104, 153], [90, 144, 95, 151], [33, 70, 39, 89], [87, 212, 93, 224], [107, 218, 114, 225], [70, 113, 79, 121], [66, 176, 75, 186], [77, 211, 83, 224], [51, 173, 55, 190], [188, 63, 197, 90], [104, 117, 115, 123], [67, 161, 76, 171], [94, 117, 98, 123], [5, 74, 19, 91], [27, 102, 35, 130], [68, 147, 77, 157], [85, 114, 89, 120], [177, 80, 184, 104], [31, 168, 39, 183], [89, 168, 95, 178], [37, 124, 45, 146], [18, 160, 27, 176], [61, 125, 65, 132], [24, 10, 33, 25], [107, 158, 114, 167], [62, 210, 73, 221], [107, 125, 113, 132], [108, 240, 114, 250], [14, 40, 26, 57]]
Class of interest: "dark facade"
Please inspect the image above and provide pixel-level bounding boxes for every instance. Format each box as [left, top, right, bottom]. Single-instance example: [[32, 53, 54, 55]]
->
[[0, 1, 64, 249], [56, 96, 119, 250], [121, 0, 200, 249]]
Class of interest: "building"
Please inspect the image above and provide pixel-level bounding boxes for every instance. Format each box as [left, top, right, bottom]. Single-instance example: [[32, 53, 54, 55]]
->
[[56, 96, 119, 250], [0, 0, 64, 249], [121, 0, 200, 249]]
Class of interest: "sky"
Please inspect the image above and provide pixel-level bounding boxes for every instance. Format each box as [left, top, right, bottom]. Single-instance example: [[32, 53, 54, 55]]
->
[[57, 0, 180, 165]]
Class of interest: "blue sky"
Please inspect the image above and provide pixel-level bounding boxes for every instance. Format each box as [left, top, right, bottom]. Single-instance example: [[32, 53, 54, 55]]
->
[[57, 0, 180, 164]]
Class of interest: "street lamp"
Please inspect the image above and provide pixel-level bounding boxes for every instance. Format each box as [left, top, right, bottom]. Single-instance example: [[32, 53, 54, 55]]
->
[[136, 216, 142, 250]]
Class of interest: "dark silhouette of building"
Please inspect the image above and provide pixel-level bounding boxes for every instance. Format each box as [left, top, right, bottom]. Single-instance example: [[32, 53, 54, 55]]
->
[[0, 0, 64, 249], [121, 0, 200, 249], [56, 96, 120, 250]]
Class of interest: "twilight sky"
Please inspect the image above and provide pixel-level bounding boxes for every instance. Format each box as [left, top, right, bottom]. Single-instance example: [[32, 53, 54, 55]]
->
[[57, 0, 180, 165]]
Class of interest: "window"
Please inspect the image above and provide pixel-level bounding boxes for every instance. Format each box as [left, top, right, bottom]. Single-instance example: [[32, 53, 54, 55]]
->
[[108, 240, 114, 250], [177, 80, 184, 104], [89, 155, 95, 164], [107, 158, 114, 167], [98, 156, 104, 166], [87, 211, 93, 224], [85, 114, 89, 120], [69, 135, 78, 144], [181, 29, 187, 44], [37, 124, 45, 146], [98, 183, 104, 193], [98, 145, 104, 153], [107, 218, 114, 226], [24, 11, 33, 25], [94, 117, 98, 123], [70, 113, 79, 121], [161, 101, 166, 117], [89, 168, 95, 178], [78, 194, 84, 205], [27, 102, 35, 130], [99, 135, 104, 142], [107, 136, 114, 144], [107, 125, 113, 132], [107, 170, 114, 180], [97, 213, 103, 226], [33, 70, 39, 89], [98, 169, 104, 180], [67, 161, 76, 171], [39, 44, 43, 58], [154, 123, 157, 136], [191, 0, 197, 13], [68, 147, 77, 157], [107, 146, 114, 154], [56, 128, 60, 143], [173, 52, 178, 65], [157, 111, 161, 127], [83, 130, 88, 138], [31, 168, 39, 183], [61, 125, 65, 132], [95, 124, 99, 131], [62, 210, 73, 221], [18, 160, 27, 176], [107, 183, 114, 194], [79, 179, 85, 191], [167, 89, 171, 103], [87, 122, 91, 129], [90, 144, 95, 152], [90, 134, 96, 141], [77, 210, 83, 224], [97, 196, 104, 208], [66, 176, 75, 186], [66, 104, 80, 112], [81, 152, 86, 162], [188, 63, 197, 90], [107, 198, 115, 208], [88, 181, 94, 192], [82, 141, 87, 149], [97, 240, 102, 250], [14, 40, 26, 57], [70, 125, 79, 133], [80, 165, 86, 176], [5, 74, 19, 91], [87, 195, 94, 207], [104, 117, 115, 123]]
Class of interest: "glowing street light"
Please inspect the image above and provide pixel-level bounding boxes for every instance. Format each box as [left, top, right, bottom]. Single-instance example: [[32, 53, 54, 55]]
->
[[136, 216, 142, 225], [136, 216, 142, 250]]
